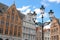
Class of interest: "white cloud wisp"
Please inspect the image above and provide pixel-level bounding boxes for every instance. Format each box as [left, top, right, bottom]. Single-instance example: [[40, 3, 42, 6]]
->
[[17, 6, 31, 15], [48, 0, 60, 3]]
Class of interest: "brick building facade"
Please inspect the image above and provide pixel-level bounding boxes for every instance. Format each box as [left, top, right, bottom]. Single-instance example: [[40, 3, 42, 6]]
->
[[0, 3, 23, 40], [50, 17, 60, 40], [36, 27, 42, 40]]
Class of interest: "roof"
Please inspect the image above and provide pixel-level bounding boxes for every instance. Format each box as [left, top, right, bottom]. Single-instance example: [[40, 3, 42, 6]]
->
[[50, 17, 60, 25], [54, 17, 60, 25], [0, 3, 8, 12], [17, 10, 25, 19], [27, 12, 32, 16], [0, 3, 8, 7], [0, 3, 25, 20]]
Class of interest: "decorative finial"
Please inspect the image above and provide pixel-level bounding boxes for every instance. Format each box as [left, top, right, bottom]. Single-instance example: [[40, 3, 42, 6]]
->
[[40, 5, 45, 10], [32, 11, 37, 16], [49, 10, 54, 14]]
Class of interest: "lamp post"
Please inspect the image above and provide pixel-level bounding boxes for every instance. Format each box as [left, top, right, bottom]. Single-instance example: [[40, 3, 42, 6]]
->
[[32, 5, 54, 40], [32, 5, 45, 40], [40, 5, 45, 40], [49, 10, 54, 21]]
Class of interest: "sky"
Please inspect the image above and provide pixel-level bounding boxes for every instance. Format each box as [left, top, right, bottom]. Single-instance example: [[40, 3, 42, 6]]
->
[[0, 0, 60, 28]]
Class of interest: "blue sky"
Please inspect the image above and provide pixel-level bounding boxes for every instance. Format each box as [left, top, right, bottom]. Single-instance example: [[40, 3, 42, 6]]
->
[[0, 0, 60, 23]]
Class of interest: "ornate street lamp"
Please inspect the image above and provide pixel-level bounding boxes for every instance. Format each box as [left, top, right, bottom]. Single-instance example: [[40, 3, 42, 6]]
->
[[49, 10, 54, 21], [32, 5, 45, 40], [40, 5, 45, 15], [40, 5, 45, 40], [32, 11, 37, 23], [32, 5, 54, 40]]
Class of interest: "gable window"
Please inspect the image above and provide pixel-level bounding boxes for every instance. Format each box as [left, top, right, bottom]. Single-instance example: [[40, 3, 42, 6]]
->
[[6, 22, 9, 28], [11, 16, 14, 22], [16, 16, 18, 20], [12, 9, 14, 15], [7, 13, 10, 19], [15, 16, 18, 23]]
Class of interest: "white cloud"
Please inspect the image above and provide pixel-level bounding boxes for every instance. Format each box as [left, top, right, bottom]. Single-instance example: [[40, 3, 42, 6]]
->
[[41, 2, 48, 7], [17, 6, 30, 11], [17, 5, 51, 29], [46, 20, 50, 22], [22, 9, 31, 15], [34, 8, 40, 14], [48, 0, 56, 2], [44, 22, 51, 29], [48, 0, 60, 3], [17, 6, 31, 15], [40, 0, 49, 7], [35, 20, 38, 22]]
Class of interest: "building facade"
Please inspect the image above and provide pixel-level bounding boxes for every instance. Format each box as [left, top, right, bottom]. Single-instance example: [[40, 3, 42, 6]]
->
[[0, 3, 23, 40], [44, 29, 50, 40], [50, 17, 60, 40], [36, 22, 50, 40], [36, 26, 42, 40], [22, 12, 36, 40]]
